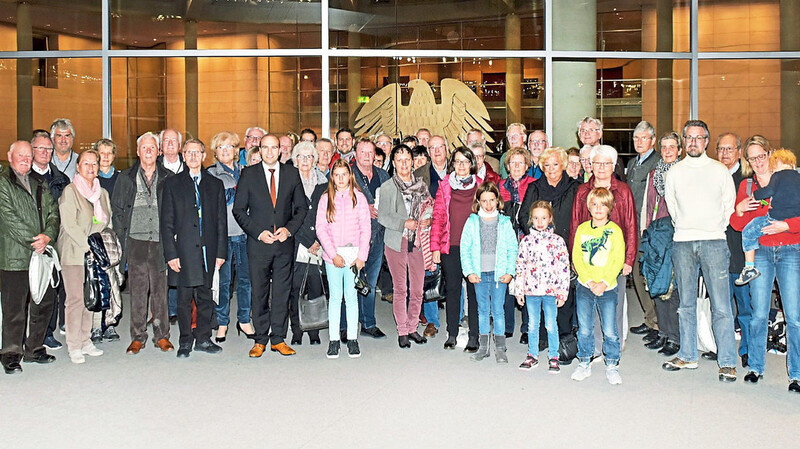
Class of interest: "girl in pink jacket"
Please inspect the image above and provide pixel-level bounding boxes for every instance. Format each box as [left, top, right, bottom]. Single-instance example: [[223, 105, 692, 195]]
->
[[316, 159, 371, 359]]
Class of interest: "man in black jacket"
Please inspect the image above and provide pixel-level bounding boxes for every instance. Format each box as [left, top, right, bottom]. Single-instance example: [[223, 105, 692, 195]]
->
[[233, 134, 308, 358], [161, 139, 227, 358]]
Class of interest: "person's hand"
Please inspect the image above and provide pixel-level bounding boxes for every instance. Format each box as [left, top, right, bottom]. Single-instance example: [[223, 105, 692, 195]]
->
[[353, 258, 365, 270], [622, 263, 632, 276], [332, 254, 346, 268], [258, 230, 276, 244], [556, 298, 566, 308], [31, 234, 50, 254], [419, 218, 432, 228], [589, 282, 606, 297], [215, 258, 225, 270], [432, 250, 441, 264], [167, 258, 181, 272], [404, 219, 418, 230], [274, 227, 290, 242], [369, 205, 379, 219], [735, 195, 760, 216], [467, 274, 480, 284], [516, 295, 525, 306], [308, 241, 321, 255], [761, 220, 789, 235], [499, 274, 512, 284]]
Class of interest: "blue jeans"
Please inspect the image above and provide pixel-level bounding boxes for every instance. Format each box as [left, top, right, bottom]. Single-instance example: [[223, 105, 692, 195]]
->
[[423, 301, 440, 328], [526, 295, 559, 359], [741, 214, 772, 253], [748, 243, 800, 379], [341, 236, 383, 331], [729, 273, 751, 357], [215, 235, 252, 326], [473, 272, 506, 335], [576, 283, 619, 365], [672, 240, 737, 367], [168, 287, 178, 317], [326, 262, 359, 341]]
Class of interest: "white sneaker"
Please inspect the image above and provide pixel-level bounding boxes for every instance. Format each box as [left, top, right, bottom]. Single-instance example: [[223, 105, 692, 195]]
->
[[571, 362, 592, 381], [69, 350, 85, 364], [81, 343, 103, 357], [606, 364, 622, 385]]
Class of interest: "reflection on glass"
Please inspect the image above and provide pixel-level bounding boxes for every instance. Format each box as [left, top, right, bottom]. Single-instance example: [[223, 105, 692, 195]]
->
[[698, 0, 780, 52], [0, 0, 102, 51]]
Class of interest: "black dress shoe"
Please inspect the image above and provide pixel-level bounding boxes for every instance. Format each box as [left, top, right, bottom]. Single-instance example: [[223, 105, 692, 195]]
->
[[176, 346, 191, 358], [169, 316, 178, 325], [741, 354, 749, 368], [744, 371, 762, 383], [194, 340, 223, 354], [701, 351, 717, 361], [398, 336, 411, 348], [630, 323, 653, 335], [23, 352, 56, 364], [520, 333, 528, 345], [340, 330, 348, 343], [309, 336, 321, 345], [789, 380, 800, 393], [444, 335, 457, 350], [645, 336, 667, 350], [504, 332, 513, 339], [464, 336, 479, 353], [642, 329, 660, 344], [408, 332, 428, 344], [658, 342, 680, 356], [2, 355, 23, 374], [361, 327, 387, 339]]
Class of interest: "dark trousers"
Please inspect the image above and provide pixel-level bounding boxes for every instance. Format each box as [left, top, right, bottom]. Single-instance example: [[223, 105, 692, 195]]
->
[[46, 278, 66, 338], [177, 284, 214, 347], [1, 270, 55, 358], [654, 287, 681, 344], [250, 250, 292, 345], [441, 247, 477, 339], [128, 239, 170, 343], [288, 261, 323, 341]]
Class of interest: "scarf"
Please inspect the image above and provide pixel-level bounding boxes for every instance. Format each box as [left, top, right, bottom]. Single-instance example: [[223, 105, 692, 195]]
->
[[535, 172, 574, 203], [653, 159, 680, 197], [393, 173, 430, 242], [478, 208, 498, 219], [503, 176, 523, 203], [448, 173, 476, 191], [477, 163, 487, 180], [73, 173, 107, 224]]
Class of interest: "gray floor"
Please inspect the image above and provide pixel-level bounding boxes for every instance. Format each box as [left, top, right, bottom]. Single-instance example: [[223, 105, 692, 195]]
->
[[2, 287, 799, 448]]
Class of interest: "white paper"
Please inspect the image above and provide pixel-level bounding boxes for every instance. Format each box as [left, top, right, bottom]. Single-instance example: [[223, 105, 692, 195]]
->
[[297, 243, 323, 265], [337, 245, 359, 267]]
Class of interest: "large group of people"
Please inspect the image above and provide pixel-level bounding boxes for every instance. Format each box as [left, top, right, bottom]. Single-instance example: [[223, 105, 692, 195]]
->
[[0, 116, 798, 394]]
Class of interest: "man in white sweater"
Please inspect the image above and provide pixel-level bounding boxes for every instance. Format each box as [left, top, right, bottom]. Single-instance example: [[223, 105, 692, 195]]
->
[[663, 119, 738, 382]]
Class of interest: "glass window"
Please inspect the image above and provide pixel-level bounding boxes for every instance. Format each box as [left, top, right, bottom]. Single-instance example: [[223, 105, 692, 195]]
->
[[0, 1, 102, 51], [699, 0, 781, 52]]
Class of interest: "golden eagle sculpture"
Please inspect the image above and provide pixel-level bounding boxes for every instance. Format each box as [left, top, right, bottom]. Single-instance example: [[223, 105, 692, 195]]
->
[[354, 78, 494, 149]]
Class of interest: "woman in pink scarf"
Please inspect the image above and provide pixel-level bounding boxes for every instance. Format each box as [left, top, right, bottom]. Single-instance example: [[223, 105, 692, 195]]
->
[[57, 149, 112, 364]]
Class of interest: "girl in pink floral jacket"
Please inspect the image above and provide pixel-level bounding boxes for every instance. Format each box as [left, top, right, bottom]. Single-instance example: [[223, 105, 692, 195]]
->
[[514, 201, 570, 373]]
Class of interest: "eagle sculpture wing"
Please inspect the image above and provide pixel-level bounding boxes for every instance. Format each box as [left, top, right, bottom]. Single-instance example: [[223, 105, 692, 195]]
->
[[437, 78, 495, 149], [353, 83, 401, 138]]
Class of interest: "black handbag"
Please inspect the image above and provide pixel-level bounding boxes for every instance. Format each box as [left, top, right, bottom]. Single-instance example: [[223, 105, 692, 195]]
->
[[423, 268, 445, 303], [558, 331, 579, 365], [84, 252, 111, 312], [298, 263, 328, 331], [352, 265, 371, 296]]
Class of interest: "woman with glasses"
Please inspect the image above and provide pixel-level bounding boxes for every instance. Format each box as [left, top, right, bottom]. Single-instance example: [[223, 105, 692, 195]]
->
[[569, 145, 638, 357], [566, 147, 583, 181]]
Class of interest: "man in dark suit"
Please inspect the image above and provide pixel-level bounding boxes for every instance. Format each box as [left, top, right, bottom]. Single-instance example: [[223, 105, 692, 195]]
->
[[161, 139, 227, 358], [233, 134, 308, 358]]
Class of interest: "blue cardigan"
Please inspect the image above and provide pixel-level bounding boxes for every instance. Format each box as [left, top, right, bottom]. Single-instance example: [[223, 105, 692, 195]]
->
[[460, 213, 518, 282]]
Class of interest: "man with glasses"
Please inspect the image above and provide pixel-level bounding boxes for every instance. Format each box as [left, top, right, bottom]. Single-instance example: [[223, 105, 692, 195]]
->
[[527, 130, 548, 180], [50, 119, 78, 181], [663, 120, 738, 382], [157, 129, 185, 175], [715, 132, 751, 366], [625, 121, 663, 347], [499, 123, 527, 179], [577, 117, 626, 181], [414, 135, 449, 198], [238, 126, 266, 166], [470, 142, 500, 185]]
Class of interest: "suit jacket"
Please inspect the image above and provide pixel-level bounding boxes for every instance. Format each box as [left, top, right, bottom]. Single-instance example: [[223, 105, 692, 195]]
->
[[161, 169, 227, 288], [414, 162, 447, 198], [232, 162, 308, 258], [626, 149, 662, 231], [725, 165, 746, 273]]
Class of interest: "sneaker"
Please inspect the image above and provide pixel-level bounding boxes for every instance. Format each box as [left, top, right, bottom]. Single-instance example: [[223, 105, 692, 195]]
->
[[347, 340, 361, 358], [571, 362, 592, 381], [104, 326, 120, 341], [519, 354, 538, 371], [68, 350, 85, 364], [43, 335, 62, 350], [548, 357, 560, 374], [590, 353, 604, 365], [735, 266, 761, 286], [606, 364, 622, 385], [719, 366, 737, 382], [81, 343, 103, 357], [326, 341, 340, 359], [59, 324, 66, 335], [662, 357, 698, 371], [90, 329, 103, 344]]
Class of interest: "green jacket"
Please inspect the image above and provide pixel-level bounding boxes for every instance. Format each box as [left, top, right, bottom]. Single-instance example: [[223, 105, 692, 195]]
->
[[0, 168, 60, 271]]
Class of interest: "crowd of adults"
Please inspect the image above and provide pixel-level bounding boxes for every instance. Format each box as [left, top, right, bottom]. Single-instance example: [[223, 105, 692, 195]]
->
[[0, 116, 797, 393]]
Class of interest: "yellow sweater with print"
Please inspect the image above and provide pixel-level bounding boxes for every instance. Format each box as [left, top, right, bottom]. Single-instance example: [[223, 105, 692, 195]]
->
[[572, 220, 625, 290]]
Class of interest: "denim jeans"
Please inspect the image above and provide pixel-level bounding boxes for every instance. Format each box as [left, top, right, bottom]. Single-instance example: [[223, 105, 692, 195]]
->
[[729, 273, 751, 357], [474, 272, 507, 336], [748, 243, 800, 379], [423, 301, 440, 328], [526, 295, 559, 359], [341, 234, 383, 331], [576, 283, 619, 365], [168, 287, 178, 318], [216, 234, 252, 326], [326, 262, 359, 341], [741, 214, 772, 253], [672, 239, 737, 367]]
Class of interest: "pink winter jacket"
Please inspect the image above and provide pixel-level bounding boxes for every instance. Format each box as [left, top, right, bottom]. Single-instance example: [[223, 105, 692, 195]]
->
[[315, 189, 371, 264], [430, 174, 482, 255]]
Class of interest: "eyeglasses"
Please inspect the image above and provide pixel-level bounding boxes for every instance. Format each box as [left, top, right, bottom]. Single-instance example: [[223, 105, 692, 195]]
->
[[32, 146, 54, 152], [684, 135, 708, 143], [376, 141, 391, 147], [580, 128, 600, 134], [184, 150, 203, 156], [216, 144, 235, 150], [429, 144, 446, 151], [245, 135, 262, 141], [717, 146, 738, 154], [453, 159, 471, 166], [529, 139, 547, 145], [295, 154, 313, 160], [591, 161, 614, 168], [747, 153, 769, 163], [579, 157, 589, 163]]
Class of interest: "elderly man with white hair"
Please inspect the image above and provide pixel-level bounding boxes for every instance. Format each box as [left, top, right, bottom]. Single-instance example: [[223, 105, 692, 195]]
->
[[50, 118, 78, 180], [238, 126, 266, 166], [499, 122, 527, 179], [577, 117, 626, 182]]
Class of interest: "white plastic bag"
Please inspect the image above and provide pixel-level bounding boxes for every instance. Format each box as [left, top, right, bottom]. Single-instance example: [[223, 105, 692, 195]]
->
[[696, 276, 717, 353]]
